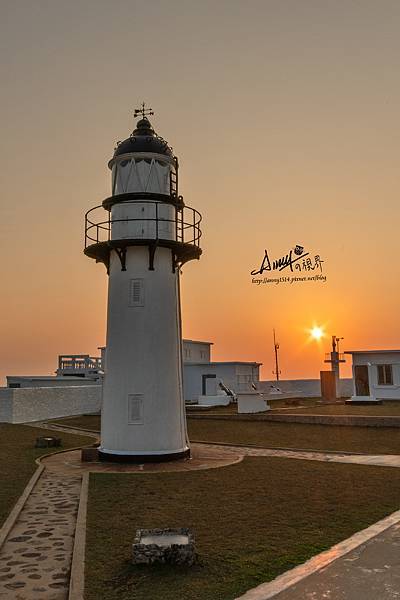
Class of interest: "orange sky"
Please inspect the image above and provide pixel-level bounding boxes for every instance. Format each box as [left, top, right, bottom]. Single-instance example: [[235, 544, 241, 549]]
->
[[1, 0, 400, 384]]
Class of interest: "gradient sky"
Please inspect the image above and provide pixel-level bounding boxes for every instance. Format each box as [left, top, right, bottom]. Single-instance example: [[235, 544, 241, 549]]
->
[[1, 0, 400, 384]]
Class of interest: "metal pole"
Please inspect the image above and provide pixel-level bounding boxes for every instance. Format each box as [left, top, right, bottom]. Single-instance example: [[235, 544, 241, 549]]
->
[[273, 329, 280, 382]]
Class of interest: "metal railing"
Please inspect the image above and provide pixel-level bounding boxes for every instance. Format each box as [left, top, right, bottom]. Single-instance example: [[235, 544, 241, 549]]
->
[[85, 200, 202, 250], [58, 355, 102, 371]]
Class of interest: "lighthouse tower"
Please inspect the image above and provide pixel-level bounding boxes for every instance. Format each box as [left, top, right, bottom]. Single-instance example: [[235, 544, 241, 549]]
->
[[84, 105, 202, 462]]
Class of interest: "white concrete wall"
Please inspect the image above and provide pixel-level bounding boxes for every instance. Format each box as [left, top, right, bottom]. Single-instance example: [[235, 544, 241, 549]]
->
[[350, 352, 400, 400], [6, 376, 100, 389], [259, 378, 353, 398], [184, 363, 261, 402], [0, 389, 13, 422], [0, 386, 102, 424], [238, 393, 270, 413], [183, 341, 211, 364], [198, 394, 230, 407], [101, 246, 188, 457]]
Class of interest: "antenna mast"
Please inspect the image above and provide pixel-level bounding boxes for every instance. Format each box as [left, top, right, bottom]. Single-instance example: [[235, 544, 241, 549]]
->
[[273, 329, 281, 381]]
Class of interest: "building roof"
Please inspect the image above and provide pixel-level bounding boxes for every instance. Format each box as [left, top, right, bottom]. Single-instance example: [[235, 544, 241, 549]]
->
[[345, 350, 400, 355], [183, 339, 214, 345], [113, 117, 173, 159], [6, 376, 94, 381], [185, 361, 262, 366]]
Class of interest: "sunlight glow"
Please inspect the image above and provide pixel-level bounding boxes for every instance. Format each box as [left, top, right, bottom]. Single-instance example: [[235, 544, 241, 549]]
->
[[310, 326, 324, 340]]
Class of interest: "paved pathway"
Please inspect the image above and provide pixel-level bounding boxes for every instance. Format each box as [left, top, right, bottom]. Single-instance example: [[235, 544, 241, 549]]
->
[[41, 444, 243, 477], [238, 517, 400, 600], [273, 521, 400, 600], [197, 442, 400, 468], [0, 471, 81, 599]]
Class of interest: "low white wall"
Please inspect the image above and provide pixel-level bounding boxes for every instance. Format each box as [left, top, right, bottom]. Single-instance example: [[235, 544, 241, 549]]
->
[[259, 378, 353, 398], [0, 389, 13, 422], [198, 395, 230, 407], [0, 386, 102, 423], [238, 393, 270, 414], [6, 376, 100, 388]]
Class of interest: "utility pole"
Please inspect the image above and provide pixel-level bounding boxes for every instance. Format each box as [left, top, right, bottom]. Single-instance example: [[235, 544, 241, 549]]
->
[[273, 329, 281, 381]]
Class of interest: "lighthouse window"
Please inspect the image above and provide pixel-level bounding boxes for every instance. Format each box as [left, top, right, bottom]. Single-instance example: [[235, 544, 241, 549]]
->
[[129, 279, 144, 307], [128, 394, 144, 424]]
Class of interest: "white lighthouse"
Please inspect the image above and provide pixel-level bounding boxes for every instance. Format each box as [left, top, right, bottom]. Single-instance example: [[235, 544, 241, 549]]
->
[[84, 104, 202, 462]]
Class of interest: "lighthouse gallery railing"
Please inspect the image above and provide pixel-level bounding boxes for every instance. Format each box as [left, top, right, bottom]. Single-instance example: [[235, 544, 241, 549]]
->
[[85, 200, 202, 250]]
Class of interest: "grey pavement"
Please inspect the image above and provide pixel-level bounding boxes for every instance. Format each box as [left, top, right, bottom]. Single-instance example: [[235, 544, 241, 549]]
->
[[273, 521, 400, 600]]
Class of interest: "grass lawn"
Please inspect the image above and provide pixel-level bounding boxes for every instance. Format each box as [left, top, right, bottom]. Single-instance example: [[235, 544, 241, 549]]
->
[[85, 456, 400, 600], [188, 419, 400, 454], [50, 414, 101, 432], [273, 401, 400, 416], [0, 423, 92, 527], [52, 415, 400, 454]]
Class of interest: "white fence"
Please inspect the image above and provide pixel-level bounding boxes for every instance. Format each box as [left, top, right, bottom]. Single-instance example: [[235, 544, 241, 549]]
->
[[259, 378, 353, 398], [0, 386, 102, 424]]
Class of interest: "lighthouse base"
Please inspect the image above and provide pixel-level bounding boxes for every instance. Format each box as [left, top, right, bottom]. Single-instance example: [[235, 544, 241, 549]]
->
[[98, 447, 191, 463]]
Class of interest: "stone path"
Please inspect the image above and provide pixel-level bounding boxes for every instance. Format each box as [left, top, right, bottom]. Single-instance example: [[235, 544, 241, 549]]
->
[[0, 471, 81, 599], [197, 442, 400, 468], [41, 444, 243, 477]]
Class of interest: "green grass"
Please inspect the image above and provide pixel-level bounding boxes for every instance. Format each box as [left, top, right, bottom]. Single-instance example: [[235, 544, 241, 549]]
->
[[187, 403, 239, 414], [188, 419, 400, 454], [51, 414, 400, 454], [50, 414, 101, 432], [273, 401, 400, 416], [268, 397, 321, 409], [85, 456, 400, 600], [0, 423, 93, 527]]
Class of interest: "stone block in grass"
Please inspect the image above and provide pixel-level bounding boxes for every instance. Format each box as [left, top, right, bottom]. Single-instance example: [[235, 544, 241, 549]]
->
[[132, 528, 195, 566]]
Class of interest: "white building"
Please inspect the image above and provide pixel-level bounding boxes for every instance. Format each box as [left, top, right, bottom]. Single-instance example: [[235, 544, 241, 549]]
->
[[7, 353, 103, 388], [182, 339, 261, 402], [345, 350, 400, 403]]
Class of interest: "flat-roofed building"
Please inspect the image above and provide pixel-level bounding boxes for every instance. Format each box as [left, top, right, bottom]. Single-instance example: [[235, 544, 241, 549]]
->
[[345, 350, 400, 403], [182, 340, 261, 403]]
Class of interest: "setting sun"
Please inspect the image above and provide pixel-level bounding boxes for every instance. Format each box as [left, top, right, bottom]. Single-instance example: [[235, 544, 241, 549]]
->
[[310, 326, 324, 340]]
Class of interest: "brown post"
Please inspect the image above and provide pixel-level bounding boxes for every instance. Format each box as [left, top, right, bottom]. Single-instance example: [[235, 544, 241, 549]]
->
[[320, 370, 337, 403]]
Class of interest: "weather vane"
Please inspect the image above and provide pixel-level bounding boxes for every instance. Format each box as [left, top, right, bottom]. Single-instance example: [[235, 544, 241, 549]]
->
[[134, 102, 154, 119]]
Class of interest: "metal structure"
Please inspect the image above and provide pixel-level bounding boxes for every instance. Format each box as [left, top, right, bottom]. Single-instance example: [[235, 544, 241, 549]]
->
[[85, 198, 201, 273], [272, 329, 281, 381], [57, 354, 102, 376], [324, 335, 346, 394]]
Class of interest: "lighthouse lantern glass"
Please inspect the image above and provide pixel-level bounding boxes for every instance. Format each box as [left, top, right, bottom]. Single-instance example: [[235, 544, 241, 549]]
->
[[112, 155, 176, 196]]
